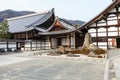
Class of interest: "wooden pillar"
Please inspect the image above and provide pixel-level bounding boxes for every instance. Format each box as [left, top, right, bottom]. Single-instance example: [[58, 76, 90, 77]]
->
[[118, 23, 120, 36], [106, 19, 109, 49], [30, 41, 32, 51], [49, 37, 52, 49], [106, 27, 109, 49], [117, 13, 120, 36], [36, 41, 37, 50], [47, 36, 51, 49], [96, 22, 98, 47], [26, 31, 28, 40], [69, 34, 71, 48], [73, 32, 76, 49], [7, 41, 9, 51], [67, 34, 70, 48], [44, 39, 46, 49], [24, 42, 25, 50], [40, 41, 42, 50], [116, 6, 120, 36]]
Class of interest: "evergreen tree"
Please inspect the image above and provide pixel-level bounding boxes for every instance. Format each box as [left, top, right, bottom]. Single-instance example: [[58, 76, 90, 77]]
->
[[0, 20, 11, 39]]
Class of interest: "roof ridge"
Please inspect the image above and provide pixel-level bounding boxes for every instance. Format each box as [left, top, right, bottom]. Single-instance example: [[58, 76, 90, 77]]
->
[[26, 11, 52, 28], [6, 8, 54, 21]]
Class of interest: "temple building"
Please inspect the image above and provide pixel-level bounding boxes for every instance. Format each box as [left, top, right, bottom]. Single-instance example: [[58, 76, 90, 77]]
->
[[5, 9, 84, 51], [78, 0, 120, 49]]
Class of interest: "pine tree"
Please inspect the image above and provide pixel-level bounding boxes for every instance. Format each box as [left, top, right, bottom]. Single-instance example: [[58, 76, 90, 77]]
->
[[0, 20, 11, 39]]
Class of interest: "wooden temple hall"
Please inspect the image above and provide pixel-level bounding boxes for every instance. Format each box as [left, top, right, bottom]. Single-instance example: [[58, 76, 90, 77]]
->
[[1, 0, 120, 51], [1, 8, 84, 51], [78, 0, 120, 49]]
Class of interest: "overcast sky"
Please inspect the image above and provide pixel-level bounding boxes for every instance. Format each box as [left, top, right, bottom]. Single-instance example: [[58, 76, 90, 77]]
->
[[0, 0, 112, 21]]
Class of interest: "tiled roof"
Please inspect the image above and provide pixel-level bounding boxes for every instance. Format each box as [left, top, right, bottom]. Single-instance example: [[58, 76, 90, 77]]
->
[[6, 9, 54, 33]]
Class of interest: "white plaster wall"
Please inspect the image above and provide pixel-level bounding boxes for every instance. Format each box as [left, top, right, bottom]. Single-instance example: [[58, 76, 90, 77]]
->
[[97, 23, 106, 26], [98, 33, 106, 36], [108, 32, 118, 36], [45, 42, 49, 49], [25, 42, 31, 50], [99, 46, 107, 49], [88, 29, 96, 33], [51, 38, 57, 48], [98, 28, 106, 32], [108, 20, 117, 25], [108, 27, 117, 31], [8, 42, 16, 50], [36, 42, 41, 49], [62, 38, 67, 45], [0, 42, 7, 48], [32, 42, 36, 50], [71, 37, 74, 48], [98, 42, 107, 45]]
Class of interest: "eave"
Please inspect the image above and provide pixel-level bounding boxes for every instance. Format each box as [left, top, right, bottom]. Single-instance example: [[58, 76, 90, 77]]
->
[[78, 0, 120, 30]]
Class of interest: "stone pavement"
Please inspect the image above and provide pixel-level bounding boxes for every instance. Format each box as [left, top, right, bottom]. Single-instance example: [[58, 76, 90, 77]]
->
[[108, 49, 120, 80], [0, 58, 105, 80], [0, 51, 105, 80], [0, 55, 33, 67]]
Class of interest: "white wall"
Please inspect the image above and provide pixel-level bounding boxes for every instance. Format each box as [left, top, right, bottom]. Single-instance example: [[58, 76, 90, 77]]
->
[[62, 38, 67, 45], [51, 38, 57, 48]]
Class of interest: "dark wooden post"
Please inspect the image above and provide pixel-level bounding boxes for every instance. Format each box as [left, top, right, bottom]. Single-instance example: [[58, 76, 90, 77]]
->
[[105, 15, 109, 49], [116, 6, 120, 36], [96, 22, 98, 47], [105, 18, 109, 49], [36, 41, 37, 50], [7, 41, 9, 51], [30, 41, 32, 51], [69, 34, 71, 48], [73, 32, 76, 49], [67, 34, 70, 48]]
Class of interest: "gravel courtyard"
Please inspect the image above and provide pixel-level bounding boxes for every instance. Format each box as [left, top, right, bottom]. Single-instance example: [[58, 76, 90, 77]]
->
[[0, 57, 105, 80]]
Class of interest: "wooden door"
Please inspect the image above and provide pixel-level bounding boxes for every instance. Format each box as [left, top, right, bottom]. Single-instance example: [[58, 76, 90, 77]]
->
[[116, 38, 120, 48]]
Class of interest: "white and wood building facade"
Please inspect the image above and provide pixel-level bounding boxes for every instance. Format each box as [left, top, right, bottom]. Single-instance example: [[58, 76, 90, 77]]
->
[[78, 0, 120, 49]]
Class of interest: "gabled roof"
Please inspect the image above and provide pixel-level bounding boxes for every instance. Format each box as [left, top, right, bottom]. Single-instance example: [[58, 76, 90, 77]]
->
[[6, 8, 54, 33], [37, 17, 76, 35], [46, 17, 75, 31], [6, 8, 76, 35], [77, 0, 120, 30]]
